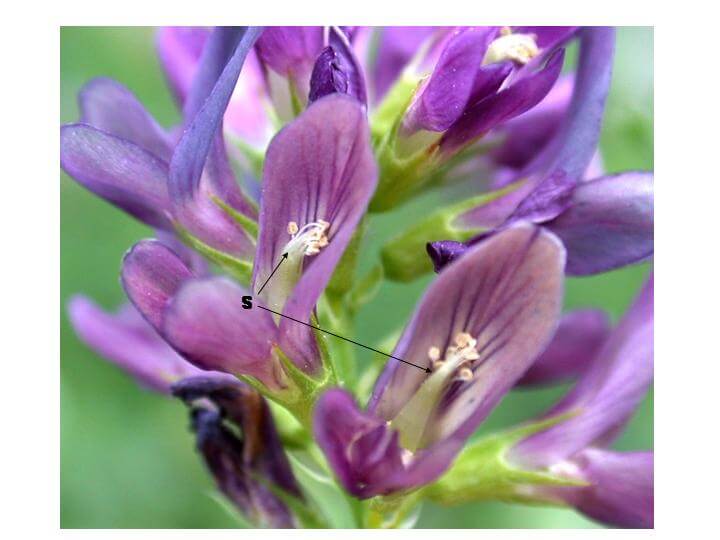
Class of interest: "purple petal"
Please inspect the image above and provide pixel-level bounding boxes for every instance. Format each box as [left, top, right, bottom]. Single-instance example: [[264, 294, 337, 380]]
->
[[314, 389, 464, 498], [546, 172, 654, 275], [426, 240, 467, 273], [519, 27, 615, 182], [467, 61, 513, 106], [513, 276, 653, 468], [327, 27, 368, 105], [253, 94, 377, 373], [169, 27, 263, 202], [439, 48, 565, 155], [490, 75, 574, 174], [121, 239, 194, 328], [68, 297, 206, 393], [516, 309, 611, 387], [78, 78, 172, 161], [60, 124, 171, 229], [156, 27, 209, 105], [556, 449, 654, 528], [370, 225, 565, 448], [402, 27, 500, 133], [508, 170, 576, 224], [308, 46, 349, 103], [514, 26, 578, 51], [161, 277, 283, 389], [173, 376, 300, 527]]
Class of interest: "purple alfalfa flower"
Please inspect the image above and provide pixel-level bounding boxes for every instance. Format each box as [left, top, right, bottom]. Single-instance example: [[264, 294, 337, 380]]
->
[[172, 376, 303, 528], [509, 276, 654, 527], [60, 27, 263, 262], [121, 94, 377, 392], [156, 27, 275, 149], [428, 26, 654, 277], [397, 27, 577, 153], [313, 224, 566, 498]]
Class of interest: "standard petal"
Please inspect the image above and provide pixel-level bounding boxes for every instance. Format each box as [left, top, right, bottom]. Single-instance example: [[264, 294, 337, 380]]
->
[[546, 171, 654, 275], [516, 309, 611, 387], [78, 78, 172, 161], [68, 297, 205, 393], [439, 49, 564, 155], [370, 225, 565, 449], [161, 277, 283, 388], [514, 276, 653, 467], [402, 27, 500, 133], [60, 124, 171, 228], [121, 239, 194, 328], [556, 449, 654, 528], [253, 94, 377, 372]]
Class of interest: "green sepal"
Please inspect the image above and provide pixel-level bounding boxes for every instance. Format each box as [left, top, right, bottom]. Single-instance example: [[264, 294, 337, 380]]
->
[[379, 192, 499, 282], [365, 491, 424, 529], [211, 195, 259, 240], [174, 224, 253, 285], [423, 411, 589, 507], [346, 264, 384, 315], [316, 293, 356, 389], [326, 217, 367, 298]]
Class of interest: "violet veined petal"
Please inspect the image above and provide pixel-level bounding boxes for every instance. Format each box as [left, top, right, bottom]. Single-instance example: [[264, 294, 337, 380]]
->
[[60, 124, 172, 229], [513, 276, 653, 468], [555, 449, 654, 528], [520, 27, 615, 182], [516, 309, 611, 387], [78, 78, 172, 161], [402, 27, 499, 133], [467, 61, 513, 107], [308, 46, 349, 103], [121, 239, 194, 329], [161, 277, 283, 389], [370, 225, 565, 449], [173, 376, 301, 527], [314, 389, 464, 498], [326, 27, 367, 105], [546, 172, 654, 275], [68, 297, 208, 393], [439, 49, 565, 156], [426, 240, 467, 273], [253, 94, 377, 373], [156, 27, 209, 105], [169, 26, 263, 202]]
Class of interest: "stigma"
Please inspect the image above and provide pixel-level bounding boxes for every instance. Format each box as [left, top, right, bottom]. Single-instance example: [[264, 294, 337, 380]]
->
[[483, 27, 539, 65], [284, 220, 330, 257]]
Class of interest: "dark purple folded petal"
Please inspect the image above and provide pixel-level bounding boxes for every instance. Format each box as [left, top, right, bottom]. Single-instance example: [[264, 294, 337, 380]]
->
[[519, 27, 615, 182], [516, 309, 611, 387], [426, 240, 467, 273], [439, 49, 565, 155], [508, 170, 576, 224], [467, 61, 513, 106], [513, 276, 653, 468], [402, 27, 500, 133], [78, 78, 172, 161], [308, 46, 349, 102], [371, 225, 565, 448], [327, 27, 367, 105], [546, 172, 654, 275], [121, 239, 194, 328], [314, 389, 464, 498], [554, 449, 654, 528], [253, 94, 377, 373], [173, 376, 300, 527], [156, 27, 209, 105], [68, 297, 207, 393], [60, 124, 172, 229], [169, 27, 263, 202], [161, 277, 284, 389]]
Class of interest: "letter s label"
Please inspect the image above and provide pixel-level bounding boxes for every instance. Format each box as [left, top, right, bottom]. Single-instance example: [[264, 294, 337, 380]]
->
[[242, 296, 253, 309]]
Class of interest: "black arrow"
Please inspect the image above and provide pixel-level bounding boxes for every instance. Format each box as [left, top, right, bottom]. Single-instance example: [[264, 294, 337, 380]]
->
[[256, 253, 289, 295], [257, 304, 431, 373]]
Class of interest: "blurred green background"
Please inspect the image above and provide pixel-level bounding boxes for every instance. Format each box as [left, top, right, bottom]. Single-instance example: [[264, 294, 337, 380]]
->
[[60, 27, 653, 528]]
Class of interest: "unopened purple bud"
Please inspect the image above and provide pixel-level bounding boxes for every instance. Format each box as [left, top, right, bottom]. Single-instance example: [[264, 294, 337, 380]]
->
[[309, 46, 349, 102]]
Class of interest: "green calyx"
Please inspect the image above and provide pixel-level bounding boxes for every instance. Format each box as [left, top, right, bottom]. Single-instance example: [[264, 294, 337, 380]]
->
[[423, 413, 588, 507]]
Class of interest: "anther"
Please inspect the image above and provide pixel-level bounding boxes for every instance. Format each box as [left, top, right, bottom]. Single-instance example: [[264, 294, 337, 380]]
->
[[457, 367, 474, 381], [287, 221, 299, 235], [428, 346, 441, 362]]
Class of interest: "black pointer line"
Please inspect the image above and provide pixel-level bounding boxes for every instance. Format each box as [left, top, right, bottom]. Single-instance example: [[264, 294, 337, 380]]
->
[[256, 305, 431, 373], [256, 253, 289, 295]]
